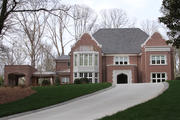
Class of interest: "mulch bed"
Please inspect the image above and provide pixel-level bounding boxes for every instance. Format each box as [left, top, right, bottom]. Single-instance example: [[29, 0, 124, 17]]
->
[[0, 87, 36, 104]]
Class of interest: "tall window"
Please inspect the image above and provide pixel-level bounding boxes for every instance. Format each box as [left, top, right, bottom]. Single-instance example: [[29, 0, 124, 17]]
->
[[84, 54, 88, 66], [95, 54, 98, 65], [151, 73, 166, 83], [74, 55, 77, 66], [114, 56, 129, 65], [89, 54, 92, 66], [95, 73, 99, 83], [151, 55, 166, 65], [74, 53, 98, 66], [80, 54, 83, 66]]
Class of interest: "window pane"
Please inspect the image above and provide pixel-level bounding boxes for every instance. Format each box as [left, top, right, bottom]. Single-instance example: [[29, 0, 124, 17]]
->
[[157, 56, 160, 64], [152, 60, 156, 64], [124, 57, 128, 61], [74, 73, 77, 77], [84, 54, 88, 66], [89, 73, 92, 77], [68, 62, 70, 67], [120, 57, 123, 62], [152, 56, 156, 60], [120, 61, 123, 64], [162, 79, 165, 82], [161, 55, 165, 64], [80, 54, 83, 66], [95, 54, 98, 65], [75, 54, 77, 66], [115, 56, 119, 61], [89, 54, 92, 66], [152, 74, 156, 78], [161, 56, 165, 60], [84, 73, 87, 78], [62, 77, 69, 83], [157, 73, 160, 78], [157, 79, 161, 82], [80, 73, 83, 77], [152, 79, 156, 83], [115, 56, 119, 65], [95, 73, 98, 77], [124, 61, 128, 64], [162, 73, 165, 78], [161, 60, 165, 64]]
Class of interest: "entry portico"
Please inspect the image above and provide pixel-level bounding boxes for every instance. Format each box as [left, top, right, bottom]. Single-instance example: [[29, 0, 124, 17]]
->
[[113, 70, 132, 85]]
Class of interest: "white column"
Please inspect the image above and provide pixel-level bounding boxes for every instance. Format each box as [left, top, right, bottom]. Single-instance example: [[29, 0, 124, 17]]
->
[[77, 54, 79, 67], [92, 54, 95, 66], [92, 72, 95, 83]]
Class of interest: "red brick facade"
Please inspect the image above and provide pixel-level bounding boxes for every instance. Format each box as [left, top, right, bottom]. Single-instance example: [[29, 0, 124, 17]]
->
[[4, 65, 37, 86], [70, 33, 102, 83], [69, 32, 174, 84], [4, 32, 174, 86], [140, 32, 174, 83]]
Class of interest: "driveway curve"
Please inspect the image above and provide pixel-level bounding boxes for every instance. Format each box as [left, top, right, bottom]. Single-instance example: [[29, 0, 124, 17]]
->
[[8, 83, 166, 120]]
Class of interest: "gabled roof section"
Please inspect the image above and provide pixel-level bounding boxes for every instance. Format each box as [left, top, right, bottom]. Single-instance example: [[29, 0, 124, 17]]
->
[[93, 28, 149, 54], [71, 33, 102, 49], [142, 32, 168, 47]]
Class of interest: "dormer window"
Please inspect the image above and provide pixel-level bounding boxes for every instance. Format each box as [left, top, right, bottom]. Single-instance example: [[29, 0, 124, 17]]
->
[[114, 56, 129, 65]]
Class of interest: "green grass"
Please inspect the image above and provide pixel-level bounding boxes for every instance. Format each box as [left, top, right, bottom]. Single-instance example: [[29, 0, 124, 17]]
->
[[0, 83, 111, 117], [100, 80, 180, 120]]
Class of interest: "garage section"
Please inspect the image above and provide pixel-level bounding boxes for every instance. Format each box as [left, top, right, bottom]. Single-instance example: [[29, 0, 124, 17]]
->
[[4, 65, 37, 86]]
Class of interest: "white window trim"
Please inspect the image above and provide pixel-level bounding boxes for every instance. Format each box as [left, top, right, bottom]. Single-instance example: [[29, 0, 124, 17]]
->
[[114, 56, 129, 65], [61, 77, 70, 84], [150, 72, 167, 83], [150, 55, 167, 65], [73, 72, 99, 83], [74, 52, 99, 67]]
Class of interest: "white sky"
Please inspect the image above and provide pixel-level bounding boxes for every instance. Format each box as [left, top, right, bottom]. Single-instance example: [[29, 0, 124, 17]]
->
[[63, 0, 163, 23], [62, 0, 166, 54]]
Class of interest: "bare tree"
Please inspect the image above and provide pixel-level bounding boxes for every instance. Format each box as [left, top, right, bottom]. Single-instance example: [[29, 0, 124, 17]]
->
[[71, 5, 97, 41], [47, 5, 71, 56], [140, 19, 160, 36], [37, 43, 55, 71], [0, 0, 70, 37], [15, 5, 49, 68], [0, 38, 27, 65], [100, 8, 129, 28]]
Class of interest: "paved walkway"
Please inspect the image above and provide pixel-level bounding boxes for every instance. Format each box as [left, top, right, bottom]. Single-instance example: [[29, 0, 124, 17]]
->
[[7, 83, 166, 120]]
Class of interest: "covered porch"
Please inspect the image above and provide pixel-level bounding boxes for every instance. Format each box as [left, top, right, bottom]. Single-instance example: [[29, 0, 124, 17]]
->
[[32, 72, 56, 86]]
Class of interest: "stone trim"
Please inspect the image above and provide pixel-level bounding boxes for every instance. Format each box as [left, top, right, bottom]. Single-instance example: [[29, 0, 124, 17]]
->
[[112, 70, 132, 85]]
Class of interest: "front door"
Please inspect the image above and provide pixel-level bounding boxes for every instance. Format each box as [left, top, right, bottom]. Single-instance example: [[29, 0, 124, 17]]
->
[[117, 74, 128, 84]]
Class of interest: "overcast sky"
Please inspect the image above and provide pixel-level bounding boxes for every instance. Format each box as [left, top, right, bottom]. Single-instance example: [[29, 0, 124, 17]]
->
[[63, 0, 163, 24], [61, 0, 166, 54]]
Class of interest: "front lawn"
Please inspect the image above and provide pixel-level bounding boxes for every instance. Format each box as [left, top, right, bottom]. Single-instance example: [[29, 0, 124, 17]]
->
[[0, 83, 111, 117], [100, 80, 180, 120]]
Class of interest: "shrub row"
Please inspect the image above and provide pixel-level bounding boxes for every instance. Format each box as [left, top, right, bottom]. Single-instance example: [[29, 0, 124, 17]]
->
[[74, 78, 90, 84]]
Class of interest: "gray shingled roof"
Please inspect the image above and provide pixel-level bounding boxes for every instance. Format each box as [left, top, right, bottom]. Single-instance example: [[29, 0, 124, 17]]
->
[[56, 55, 70, 60], [93, 28, 149, 54]]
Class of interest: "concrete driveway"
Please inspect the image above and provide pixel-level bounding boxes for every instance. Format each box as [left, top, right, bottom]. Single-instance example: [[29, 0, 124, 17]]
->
[[7, 83, 166, 120]]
